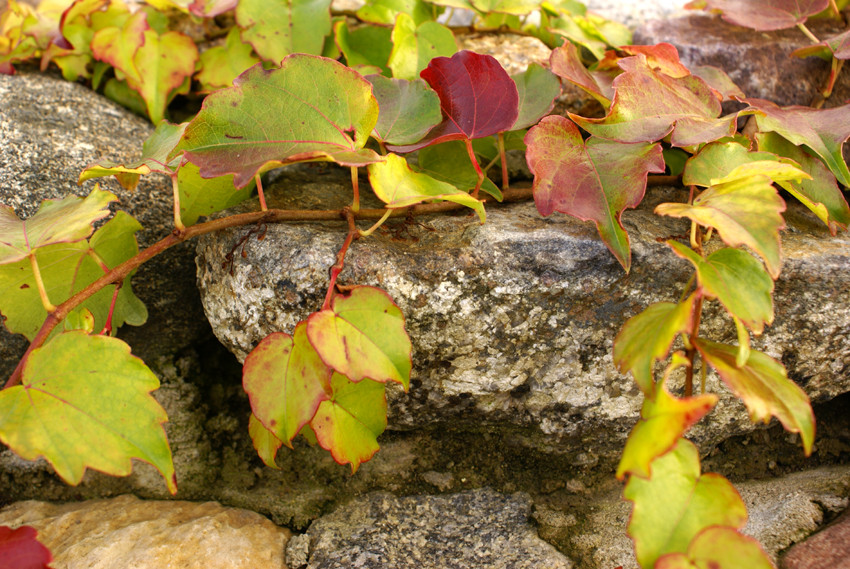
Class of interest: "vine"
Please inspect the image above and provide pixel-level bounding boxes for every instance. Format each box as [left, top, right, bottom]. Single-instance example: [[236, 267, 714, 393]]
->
[[1, 0, 850, 568]]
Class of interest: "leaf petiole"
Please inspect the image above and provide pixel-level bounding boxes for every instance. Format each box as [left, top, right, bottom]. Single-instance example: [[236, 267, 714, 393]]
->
[[255, 174, 268, 212], [171, 174, 186, 232], [29, 253, 56, 313], [796, 22, 820, 44], [465, 139, 485, 198], [497, 132, 509, 191], [99, 282, 123, 336], [359, 209, 392, 237], [351, 167, 360, 214]]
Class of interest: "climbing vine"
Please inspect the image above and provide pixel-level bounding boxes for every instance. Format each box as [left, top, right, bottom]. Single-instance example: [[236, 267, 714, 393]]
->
[[1, 0, 850, 567]]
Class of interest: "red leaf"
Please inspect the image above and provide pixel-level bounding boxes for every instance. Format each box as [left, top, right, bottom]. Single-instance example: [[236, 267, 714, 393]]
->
[[687, 0, 829, 31], [386, 50, 519, 153], [0, 526, 53, 569]]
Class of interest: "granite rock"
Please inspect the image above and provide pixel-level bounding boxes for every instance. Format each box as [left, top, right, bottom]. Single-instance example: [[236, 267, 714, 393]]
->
[[196, 167, 850, 465], [289, 488, 572, 569], [0, 494, 290, 569], [782, 508, 850, 569]]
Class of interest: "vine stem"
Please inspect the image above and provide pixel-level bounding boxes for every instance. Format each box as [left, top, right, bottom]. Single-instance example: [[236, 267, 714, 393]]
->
[[99, 282, 123, 335], [684, 294, 704, 398], [797, 22, 821, 44], [497, 132, 509, 191], [322, 209, 358, 311]]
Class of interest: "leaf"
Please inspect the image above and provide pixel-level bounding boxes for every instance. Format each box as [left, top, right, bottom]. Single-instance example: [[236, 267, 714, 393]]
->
[[0, 186, 115, 265], [570, 54, 737, 146], [549, 41, 613, 107], [367, 75, 442, 146], [511, 63, 561, 130], [388, 14, 457, 81], [525, 114, 666, 271], [667, 243, 774, 334], [90, 10, 148, 86], [306, 286, 412, 389], [196, 27, 260, 93], [334, 21, 393, 75], [695, 338, 815, 455], [756, 132, 850, 234], [189, 0, 238, 18], [655, 164, 793, 278], [357, 0, 436, 26], [624, 439, 748, 569], [793, 27, 850, 60], [310, 373, 387, 473], [80, 121, 187, 189], [243, 325, 331, 447], [743, 98, 850, 187], [613, 295, 697, 395], [655, 527, 775, 569], [131, 29, 198, 124], [178, 163, 253, 226], [0, 331, 176, 493], [686, 0, 829, 31], [175, 54, 382, 188], [682, 141, 783, 187], [236, 0, 332, 63], [470, 0, 541, 15], [417, 141, 502, 200], [367, 153, 486, 221], [0, 526, 53, 569], [386, 50, 519, 153], [0, 212, 148, 340], [691, 65, 746, 101], [617, 383, 717, 480], [248, 413, 284, 469]]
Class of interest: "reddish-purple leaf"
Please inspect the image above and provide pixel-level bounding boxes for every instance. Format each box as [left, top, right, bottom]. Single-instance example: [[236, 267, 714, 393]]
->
[[0, 526, 53, 569], [686, 0, 829, 31], [793, 28, 850, 59], [386, 50, 519, 153], [600, 43, 691, 78], [549, 42, 613, 107], [525, 115, 665, 271], [188, 0, 238, 17]]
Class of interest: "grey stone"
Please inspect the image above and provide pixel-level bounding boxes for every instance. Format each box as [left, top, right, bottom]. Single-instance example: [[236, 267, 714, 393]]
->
[[0, 69, 212, 379], [635, 14, 850, 108], [195, 168, 850, 467], [294, 489, 572, 569]]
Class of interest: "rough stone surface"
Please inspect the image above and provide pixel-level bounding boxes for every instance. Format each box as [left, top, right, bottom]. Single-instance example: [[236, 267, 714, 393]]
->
[[635, 14, 850, 108], [0, 494, 290, 569], [782, 508, 850, 569], [196, 167, 850, 465], [289, 489, 572, 569], [0, 69, 212, 377]]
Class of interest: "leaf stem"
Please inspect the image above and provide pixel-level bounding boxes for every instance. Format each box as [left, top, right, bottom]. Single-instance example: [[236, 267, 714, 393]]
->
[[29, 253, 56, 313], [359, 209, 392, 237], [683, 293, 704, 398], [255, 174, 268, 212], [171, 174, 186, 232], [351, 166, 360, 214], [99, 282, 123, 335], [465, 138, 485, 199], [797, 22, 821, 44], [828, 0, 841, 18], [497, 132, 509, 191], [322, 209, 359, 311]]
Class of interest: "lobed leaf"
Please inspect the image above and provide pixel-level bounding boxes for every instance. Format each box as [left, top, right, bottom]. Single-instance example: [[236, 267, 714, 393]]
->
[[613, 295, 697, 395], [388, 14, 457, 81], [248, 413, 284, 469], [743, 98, 850, 187], [667, 243, 774, 334], [243, 325, 331, 447], [310, 373, 387, 473], [0, 525, 53, 569], [656, 527, 775, 569], [0, 331, 176, 493], [236, 0, 331, 63], [686, 0, 829, 31], [367, 154, 486, 221], [691, 65, 746, 101], [695, 338, 815, 455], [525, 114, 666, 271], [307, 286, 412, 389], [174, 54, 382, 188], [367, 75, 443, 146], [511, 63, 561, 130], [357, 0, 435, 26], [189, 0, 239, 18], [549, 41, 613, 107], [387, 50, 519, 153], [90, 10, 147, 87], [625, 439, 748, 569], [417, 141, 502, 199], [334, 21, 393, 75], [682, 141, 782, 187], [177, 163, 254, 226], [0, 186, 115, 265], [131, 29, 198, 124], [196, 27, 260, 93]]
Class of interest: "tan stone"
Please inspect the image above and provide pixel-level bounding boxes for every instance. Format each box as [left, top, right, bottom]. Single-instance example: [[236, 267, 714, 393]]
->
[[0, 495, 290, 569]]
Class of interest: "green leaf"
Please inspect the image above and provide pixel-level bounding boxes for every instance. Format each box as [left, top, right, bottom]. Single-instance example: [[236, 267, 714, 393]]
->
[[691, 65, 745, 101], [178, 163, 253, 226], [306, 286, 412, 389], [625, 439, 748, 569], [470, 0, 541, 15], [655, 527, 775, 569], [694, 338, 815, 455], [0, 212, 148, 340], [248, 413, 284, 469], [310, 373, 387, 473], [655, 164, 794, 278], [617, 381, 717, 480], [418, 141, 502, 200], [103, 78, 149, 119], [756, 131, 850, 234], [131, 29, 198, 124], [196, 27, 260, 93], [367, 75, 443, 146], [0, 331, 176, 493], [90, 10, 148, 86], [334, 20, 393, 75], [243, 324, 331, 447], [667, 243, 774, 334], [0, 186, 115, 265], [744, 98, 850, 187], [175, 54, 382, 188], [570, 54, 737, 146], [357, 0, 436, 26], [613, 295, 697, 395], [368, 153, 487, 221], [236, 0, 332, 63], [682, 141, 782, 187], [388, 14, 457, 81], [525, 114, 666, 271], [511, 63, 561, 130]]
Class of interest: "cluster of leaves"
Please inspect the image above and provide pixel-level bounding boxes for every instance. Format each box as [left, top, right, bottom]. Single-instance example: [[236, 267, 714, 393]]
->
[[1, 0, 849, 568]]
